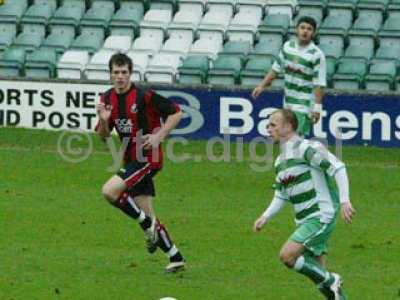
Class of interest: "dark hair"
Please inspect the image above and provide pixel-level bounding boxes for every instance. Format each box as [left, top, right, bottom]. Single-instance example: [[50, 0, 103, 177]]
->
[[275, 109, 298, 131], [108, 53, 133, 73], [296, 16, 317, 31]]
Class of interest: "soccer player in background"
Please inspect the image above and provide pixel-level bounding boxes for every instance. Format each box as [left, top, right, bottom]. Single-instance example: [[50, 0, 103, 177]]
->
[[95, 53, 185, 272], [253, 109, 355, 299], [252, 16, 326, 137]]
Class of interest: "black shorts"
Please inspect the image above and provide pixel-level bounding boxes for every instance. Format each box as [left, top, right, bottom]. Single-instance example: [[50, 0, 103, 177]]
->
[[117, 160, 159, 197]]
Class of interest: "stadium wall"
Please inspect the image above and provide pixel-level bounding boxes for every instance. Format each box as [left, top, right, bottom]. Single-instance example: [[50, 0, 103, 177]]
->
[[0, 78, 399, 147]]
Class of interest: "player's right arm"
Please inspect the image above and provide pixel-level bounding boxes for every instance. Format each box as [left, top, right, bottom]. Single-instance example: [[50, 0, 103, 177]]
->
[[251, 48, 283, 99], [253, 188, 287, 232], [95, 96, 113, 141]]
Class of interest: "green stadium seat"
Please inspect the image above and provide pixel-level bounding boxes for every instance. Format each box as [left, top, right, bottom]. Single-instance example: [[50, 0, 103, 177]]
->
[[71, 31, 104, 55], [349, 9, 383, 36], [252, 34, 283, 58], [327, 0, 357, 11], [219, 40, 252, 62], [48, 0, 85, 34], [0, 1, 27, 24], [20, 2, 54, 37], [375, 37, 400, 60], [177, 55, 209, 84], [365, 60, 397, 91], [358, 0, 390, 12], [42, 27, 75, 58], [0, 23, 16, 51], [240, 56, 274, 87], [319, 8, 353, 36], [109, 1, 144, 38], [258, 14, 290, 35], [332, 57, 368, 90], [379, 14, 400, 38], [207, 56, 243, 85], [0, 47, 26, 77], [12, 30, 44, 53], [318, 35, 344, 59], [344, 36, 375, 61], [79, 0, 115, 37], [25, 48, 57, 78]]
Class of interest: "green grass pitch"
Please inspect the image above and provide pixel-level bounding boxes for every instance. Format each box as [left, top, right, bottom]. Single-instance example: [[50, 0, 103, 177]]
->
[[0, 128, 399, 300]]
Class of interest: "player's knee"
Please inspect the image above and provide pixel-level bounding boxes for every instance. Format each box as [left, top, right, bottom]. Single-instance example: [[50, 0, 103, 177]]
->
[[279, 251, 296, 268], [101, 184, 118, 203]]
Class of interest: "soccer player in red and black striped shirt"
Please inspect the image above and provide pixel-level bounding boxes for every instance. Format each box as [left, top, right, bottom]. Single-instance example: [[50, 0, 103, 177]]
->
[[95, 53, 185, 272]]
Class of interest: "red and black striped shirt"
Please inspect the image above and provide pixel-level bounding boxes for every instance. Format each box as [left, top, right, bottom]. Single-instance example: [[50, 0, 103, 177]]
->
[[96, 84, 180, 167]]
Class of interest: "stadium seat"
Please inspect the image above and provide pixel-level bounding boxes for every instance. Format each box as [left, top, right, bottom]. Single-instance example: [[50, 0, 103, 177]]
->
[[226, 5, 262, 44], [20, 1, 54, 38], [236, 0, 266, 11], [219, 40, 252, 62], [71, 31, 104, 55], [48, 0, 85, 35], [197, 6, 233, 42], [365, 60, 397, 91], [79, 0, 115, 38], [0, 1, 27, 24], [12, 30, 44, 53], [103, 35, 132, 52], [131, 33, 164, 58], [126, 51, 150, 81], [349, 9, 383, 37], [0, 23, 16, 52], [332, 58, 368, 90], [251, 33, 283, 58], [84, 49, 116, 80], [375, 37, 400, 60], [294, 4, 324, 28], [0, 47, 26, 77], [160, 31, 193, 59], [318, 34, 344, 59], [140, 9, 173, 40], [177, 55, 209, 84], [258, 14, 291, 35], [109, 1, 144, 38], [168, 9, 202, 41], [41, 26, 75, 58], [265, 0, 297, 19], [240, 56, 274, 86], [319, 7, 353, 36], [343, 36, 375, 61], [358, 0, 390, 12], [188, 35, 223, 61], [150, 0, 178, 13], [207, 55, 243, 85], [145, 53, 182, 83], [178, 0, 207, 14], [25, 48, 57, 78], [208, 0, 236, 16], [57, 50, 90, 79], [379, 14, 400, 37]]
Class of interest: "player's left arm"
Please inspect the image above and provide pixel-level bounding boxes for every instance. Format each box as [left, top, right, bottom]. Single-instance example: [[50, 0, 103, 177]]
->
[[311, 51, 327, 124], [304, 144, 356, 223], [142, 92, 182, 149]]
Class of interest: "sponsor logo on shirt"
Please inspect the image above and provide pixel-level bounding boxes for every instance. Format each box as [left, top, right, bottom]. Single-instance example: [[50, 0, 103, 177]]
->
[[115, 118, 133, 134]]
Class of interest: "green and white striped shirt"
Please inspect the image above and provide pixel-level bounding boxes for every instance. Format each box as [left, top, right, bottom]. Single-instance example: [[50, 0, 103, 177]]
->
[[272, 40, 326, 115], [273, 136, 343, 225]]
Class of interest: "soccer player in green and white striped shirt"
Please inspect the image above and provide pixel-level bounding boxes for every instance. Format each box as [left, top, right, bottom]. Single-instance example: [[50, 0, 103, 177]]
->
[[252, 16, 326, 136], [253, 109, 355, 300]]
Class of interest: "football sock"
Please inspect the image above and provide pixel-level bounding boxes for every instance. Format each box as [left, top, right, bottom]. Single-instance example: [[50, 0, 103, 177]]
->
[[113, 193, 152, 230], [156, 220, 184, 262], [293, 255, 334, 285]]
